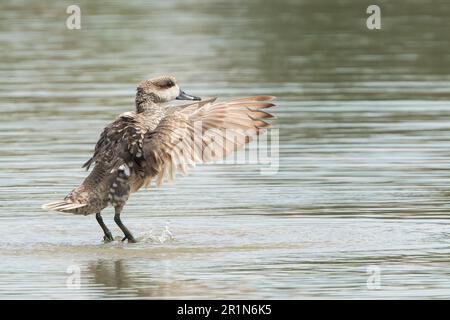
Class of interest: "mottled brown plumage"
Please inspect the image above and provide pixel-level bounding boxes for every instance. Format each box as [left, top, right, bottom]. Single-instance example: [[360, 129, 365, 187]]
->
[[43, 76, 275, 243]]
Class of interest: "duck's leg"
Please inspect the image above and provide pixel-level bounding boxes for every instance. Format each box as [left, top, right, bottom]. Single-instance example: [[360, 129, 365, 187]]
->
[[110, 164, 136, 243], [114, 205, 136, 243], [96, 212, 114, 242]]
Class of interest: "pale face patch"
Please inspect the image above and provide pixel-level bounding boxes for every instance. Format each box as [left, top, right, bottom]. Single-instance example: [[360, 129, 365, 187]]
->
[[157, 84, 180, 102]]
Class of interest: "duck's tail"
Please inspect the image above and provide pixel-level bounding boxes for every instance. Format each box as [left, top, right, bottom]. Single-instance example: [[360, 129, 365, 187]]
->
[[42, 200, 87, 213]]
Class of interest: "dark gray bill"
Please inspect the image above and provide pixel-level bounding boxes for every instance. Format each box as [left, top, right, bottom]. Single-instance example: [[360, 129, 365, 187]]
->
[[176, 89, 201, 101]]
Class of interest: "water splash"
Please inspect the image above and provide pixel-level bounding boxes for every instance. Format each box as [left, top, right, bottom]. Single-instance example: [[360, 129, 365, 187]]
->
[[138, 225, 175, 244]]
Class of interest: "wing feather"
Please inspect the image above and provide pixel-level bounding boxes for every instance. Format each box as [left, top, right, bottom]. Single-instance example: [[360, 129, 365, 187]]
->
[[141, 96, 276, 187]]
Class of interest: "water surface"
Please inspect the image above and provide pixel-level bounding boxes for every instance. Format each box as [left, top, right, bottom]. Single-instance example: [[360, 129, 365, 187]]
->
[[1, 0, 450, 299]]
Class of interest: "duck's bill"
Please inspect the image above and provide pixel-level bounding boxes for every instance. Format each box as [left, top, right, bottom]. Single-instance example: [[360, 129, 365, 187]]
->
[[176, 90, 201, 101]]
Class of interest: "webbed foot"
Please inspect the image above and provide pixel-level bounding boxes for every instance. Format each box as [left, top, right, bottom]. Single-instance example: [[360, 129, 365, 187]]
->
[[103, 232, 114, 243], [122, 234, 137, 243]]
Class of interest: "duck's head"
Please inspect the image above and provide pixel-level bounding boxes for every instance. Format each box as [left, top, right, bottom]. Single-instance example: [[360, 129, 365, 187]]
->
[[135, 76, 200, 110]]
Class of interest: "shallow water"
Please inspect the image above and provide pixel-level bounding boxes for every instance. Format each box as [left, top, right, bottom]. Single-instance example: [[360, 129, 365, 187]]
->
[[1, 0, 450, 299]]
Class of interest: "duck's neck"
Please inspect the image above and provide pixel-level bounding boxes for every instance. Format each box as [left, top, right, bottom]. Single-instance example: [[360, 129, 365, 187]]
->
[[135, 91, 163, 113], [136, 101, 159, 113]]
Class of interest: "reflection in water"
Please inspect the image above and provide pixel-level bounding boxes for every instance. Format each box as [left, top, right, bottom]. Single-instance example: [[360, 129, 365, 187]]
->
[[1, 0, 450, 298], [87, 258, 213, 299], [87, 260, 158, 298], [89, 260, 133, 293]]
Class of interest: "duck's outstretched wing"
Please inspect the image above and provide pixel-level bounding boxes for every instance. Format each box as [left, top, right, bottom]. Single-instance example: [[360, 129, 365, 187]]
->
[[141, 96, 276, 187], [167, 97, 218, 113], [82, 112, 145, 170]]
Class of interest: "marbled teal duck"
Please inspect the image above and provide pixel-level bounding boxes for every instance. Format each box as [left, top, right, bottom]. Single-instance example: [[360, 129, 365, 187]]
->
[[43, 76, 275, 243]]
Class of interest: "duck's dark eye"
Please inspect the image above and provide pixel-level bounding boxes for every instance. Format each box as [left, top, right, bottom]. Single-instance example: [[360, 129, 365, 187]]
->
[[165, 80, 174, 88]]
